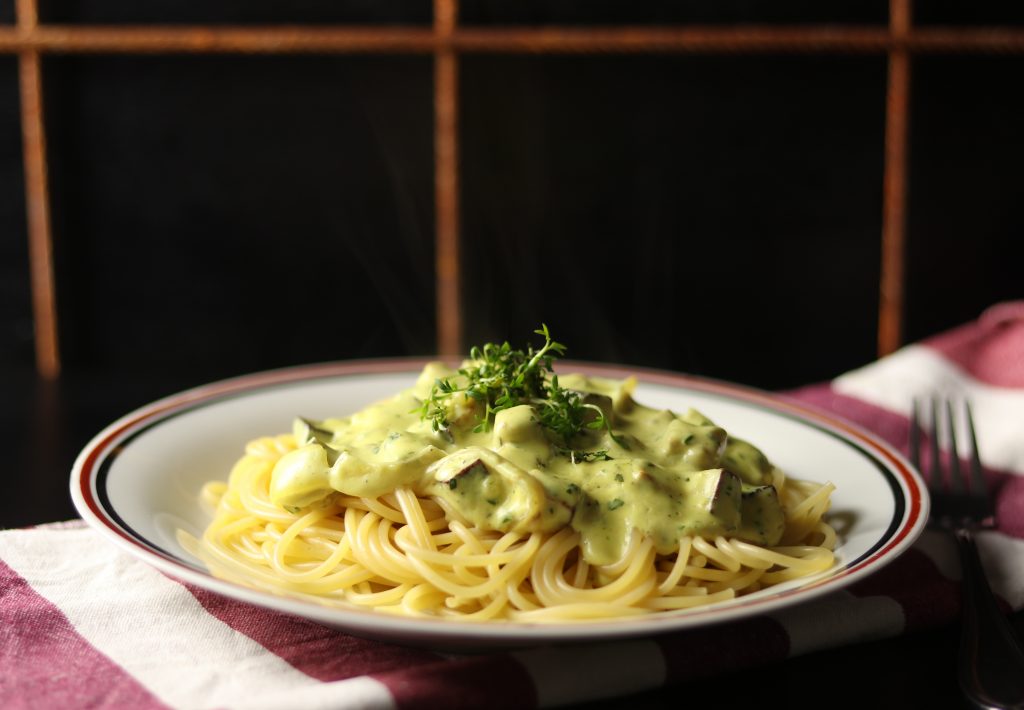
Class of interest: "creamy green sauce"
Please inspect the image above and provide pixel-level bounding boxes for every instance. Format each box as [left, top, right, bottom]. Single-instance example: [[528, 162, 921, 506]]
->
[[269, 363, 786, 566]]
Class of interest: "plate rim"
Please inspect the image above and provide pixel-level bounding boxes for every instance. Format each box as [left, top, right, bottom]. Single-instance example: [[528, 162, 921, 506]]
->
[[70, 358, 929, 645]]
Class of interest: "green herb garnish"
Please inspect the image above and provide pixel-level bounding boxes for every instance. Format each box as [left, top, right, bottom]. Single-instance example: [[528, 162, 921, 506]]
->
[[418, 325, 624, 457]]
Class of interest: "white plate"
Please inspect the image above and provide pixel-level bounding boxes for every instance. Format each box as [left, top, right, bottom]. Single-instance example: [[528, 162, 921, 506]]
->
[[71, 359, 928, 648]]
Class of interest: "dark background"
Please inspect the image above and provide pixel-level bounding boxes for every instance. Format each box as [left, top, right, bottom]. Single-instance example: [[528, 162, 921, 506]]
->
[[3, 2, 1023, 527]]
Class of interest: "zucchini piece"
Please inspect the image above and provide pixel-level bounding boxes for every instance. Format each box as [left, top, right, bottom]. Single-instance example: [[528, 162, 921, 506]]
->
[[737, 484, 785, 545], [678, 468, 742, 537], [722, 437, 774, 486], [426, 447, 557, 533]]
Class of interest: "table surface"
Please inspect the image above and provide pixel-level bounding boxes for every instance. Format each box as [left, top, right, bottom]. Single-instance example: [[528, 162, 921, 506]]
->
[[5, 366, 1021, 709]]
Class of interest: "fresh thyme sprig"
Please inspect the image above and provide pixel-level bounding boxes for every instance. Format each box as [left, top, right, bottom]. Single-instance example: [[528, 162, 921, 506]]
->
[[535, 374, 610, 447], [418, 325, 624, 457]]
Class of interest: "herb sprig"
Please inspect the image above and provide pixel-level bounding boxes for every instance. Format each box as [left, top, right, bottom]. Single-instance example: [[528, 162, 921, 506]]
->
[[418, 325, 623, 457]]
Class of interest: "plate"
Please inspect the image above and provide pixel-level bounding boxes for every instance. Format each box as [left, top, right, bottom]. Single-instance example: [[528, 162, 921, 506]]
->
[[71, 359, 928, 648]]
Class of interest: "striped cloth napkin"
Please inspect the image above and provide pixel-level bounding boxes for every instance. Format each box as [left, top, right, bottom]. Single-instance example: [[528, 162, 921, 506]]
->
[[4, 302, 1024, 710]]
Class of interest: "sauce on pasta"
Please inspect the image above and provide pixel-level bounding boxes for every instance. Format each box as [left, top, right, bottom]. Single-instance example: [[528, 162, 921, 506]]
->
[[185, 333, 836, 622]]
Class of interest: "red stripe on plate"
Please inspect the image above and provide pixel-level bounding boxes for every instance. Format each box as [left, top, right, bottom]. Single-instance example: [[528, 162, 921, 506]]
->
[[185, 583, 441, 681], [0, 559, 166, 710]]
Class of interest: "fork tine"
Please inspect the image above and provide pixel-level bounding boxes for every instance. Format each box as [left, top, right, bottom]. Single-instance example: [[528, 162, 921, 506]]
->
[[963, 401, 988, 502], [966, 401, 983, 495], [929, 398, 942, 488], [909, 398, 921, 472], [945, 400, 964, 494]]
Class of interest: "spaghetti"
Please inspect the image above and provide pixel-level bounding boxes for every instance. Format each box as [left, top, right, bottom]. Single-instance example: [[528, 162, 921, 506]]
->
[[185, 356, 837, 623]]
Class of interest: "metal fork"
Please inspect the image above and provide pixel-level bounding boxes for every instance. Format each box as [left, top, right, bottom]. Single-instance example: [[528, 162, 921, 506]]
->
[[911, 399, 1024, 710]]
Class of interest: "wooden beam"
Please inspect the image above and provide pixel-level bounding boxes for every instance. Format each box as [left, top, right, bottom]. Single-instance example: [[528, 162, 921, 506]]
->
[[17, 0, 60, 378], [434, 0, 461, 356], [0, 25, 1015, 55], [878, 0, 913, 356]]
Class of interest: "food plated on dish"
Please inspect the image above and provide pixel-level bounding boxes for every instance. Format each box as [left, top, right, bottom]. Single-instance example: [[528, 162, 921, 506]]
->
[[71, 329, 926, 646], [184, 327, 837, 622]]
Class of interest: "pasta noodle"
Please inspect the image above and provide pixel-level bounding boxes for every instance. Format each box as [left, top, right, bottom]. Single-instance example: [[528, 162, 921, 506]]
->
[[184, 357, 837, 623]]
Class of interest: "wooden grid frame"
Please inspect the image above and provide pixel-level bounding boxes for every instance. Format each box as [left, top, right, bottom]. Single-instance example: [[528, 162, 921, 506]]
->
[[13, 0, 1024, 378]]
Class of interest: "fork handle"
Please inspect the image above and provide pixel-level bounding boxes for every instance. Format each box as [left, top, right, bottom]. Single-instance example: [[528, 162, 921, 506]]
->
[[956, 528, 1024, 710]]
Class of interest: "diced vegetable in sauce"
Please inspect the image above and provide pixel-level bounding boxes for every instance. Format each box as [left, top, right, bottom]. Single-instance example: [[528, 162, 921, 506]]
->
[[269, 365, 787, 565]]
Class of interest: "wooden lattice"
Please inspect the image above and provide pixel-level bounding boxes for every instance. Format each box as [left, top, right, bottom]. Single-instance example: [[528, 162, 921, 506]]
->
[[14, 0, 1024, 376]]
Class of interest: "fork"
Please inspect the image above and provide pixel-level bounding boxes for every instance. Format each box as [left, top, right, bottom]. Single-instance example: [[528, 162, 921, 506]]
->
[[911, 399, 1024, 710]]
